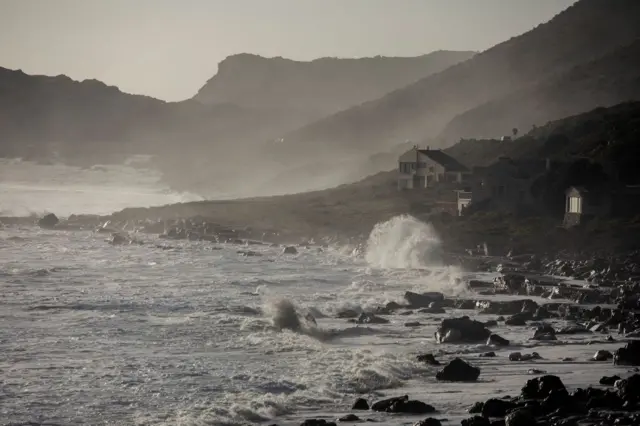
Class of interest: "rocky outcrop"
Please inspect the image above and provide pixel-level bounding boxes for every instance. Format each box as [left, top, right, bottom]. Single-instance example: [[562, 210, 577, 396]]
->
[[38, 213, 59, 229], [435, 317, 491, 343], [435, 358, 480, 382], [193, 52, 476, 120], [370, 395, 436, 414]]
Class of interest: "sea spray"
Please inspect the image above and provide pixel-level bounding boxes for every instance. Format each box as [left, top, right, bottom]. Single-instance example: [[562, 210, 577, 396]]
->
[[364, 215, 469, 295], [365, 214, 443, 269]]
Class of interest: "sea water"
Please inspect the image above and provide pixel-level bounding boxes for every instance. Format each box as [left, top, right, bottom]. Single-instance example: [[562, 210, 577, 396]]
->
[[0, 162, 624, 425]]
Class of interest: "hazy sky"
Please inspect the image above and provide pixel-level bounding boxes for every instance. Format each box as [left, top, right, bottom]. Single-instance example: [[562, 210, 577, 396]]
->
[[1, 0, 577, 101]]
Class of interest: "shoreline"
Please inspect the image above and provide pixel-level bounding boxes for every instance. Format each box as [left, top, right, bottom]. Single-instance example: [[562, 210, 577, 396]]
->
[[3, 223, 640, 425]]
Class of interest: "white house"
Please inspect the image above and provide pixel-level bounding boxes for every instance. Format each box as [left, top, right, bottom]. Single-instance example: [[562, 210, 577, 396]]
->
[[397, 147, 470, 189]]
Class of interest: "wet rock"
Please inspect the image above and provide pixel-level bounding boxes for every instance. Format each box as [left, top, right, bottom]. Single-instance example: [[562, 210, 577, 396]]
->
[[528, 369, 547, 375], [615, 374, 640, 403], [505, 409, 536, 426], [418, 302, 446, 314], [532, 324, 557, 341], [38, 213, 59, 229], [592, 350, 613, 361], [404, 291, 445, 309], [505, 312, 530, 326], [481, 398, 518, 417], [600, 375, 621, 386], [405, 321, 422, 327], [614, 341, 640, 366], [556, 324, 590, 335], [468, 401, 484, 413], [371, 395, 435, 414], [521, 375, 566, 399], [283, 246, 298, 255], [352, 398, 369, 410], [416, 353, 441, 366], [337, 309, 360, 319], [484, 319, 498, 327], [480, 351, 496, 357], [354, 313, 389, 325], [435, 358, 480, 382], [487, 333, 510, 346], [435, 316, 491, 343], [461, 416, 491, 426], [413, 418, 442, 426], [301, 420, 336, 426], [509, 352, 541, 362], [338, 414, 360, 422]]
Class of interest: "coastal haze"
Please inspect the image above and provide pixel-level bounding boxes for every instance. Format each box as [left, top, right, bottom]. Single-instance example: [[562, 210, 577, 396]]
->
[[3, 1, 640, 426]]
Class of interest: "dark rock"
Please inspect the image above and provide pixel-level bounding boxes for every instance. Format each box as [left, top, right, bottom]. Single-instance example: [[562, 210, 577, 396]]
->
[[600, 375, 621, 386], [413, 418, 442, 426], [532, 324, 557, 341], [338, 414, 360, 422], [592, 350, 613, 361], [521, 375, 566, 399], [435, 316, 491, 343], [487, 333, 510, 346], [481, 398, 518, 417], [557, 324, 590, 335], [484, 320, 498, 327], [416, 353, 441, 366], [614, 341, 640, 366], [461, 416, 490, 426], [405, 321, 422, 327], [480, 351, 496, 357], [505, 409, 536, 426], [38, 213, 59, 229], [404, 291, 445, 308], [283, 246, 298, 254], [371, 395, 435, 414], [301, 420, 336, 426], [355, 313, 389, 324], [435, 358, 480, 382], [616, 374, 640, 403], [505, 312, 530, 326], [509, 352, 541, 362], [418, 302, 446, 314], [352, 398, 369, 410], [337, 309, 360, 319], [468, 401, 484, 413]]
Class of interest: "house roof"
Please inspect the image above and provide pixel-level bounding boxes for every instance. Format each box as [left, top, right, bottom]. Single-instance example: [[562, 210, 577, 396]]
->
[[417, 149, 469, 172]]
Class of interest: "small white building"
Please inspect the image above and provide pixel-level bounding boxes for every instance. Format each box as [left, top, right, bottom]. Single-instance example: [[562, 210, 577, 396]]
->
[[397, 147, 470, 189]]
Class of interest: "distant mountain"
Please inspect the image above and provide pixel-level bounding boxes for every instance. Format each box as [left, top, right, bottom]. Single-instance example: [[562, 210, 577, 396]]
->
[[193, 51, 476, 122], [275, 0, 640, 160], [0, 67, 317, 170]]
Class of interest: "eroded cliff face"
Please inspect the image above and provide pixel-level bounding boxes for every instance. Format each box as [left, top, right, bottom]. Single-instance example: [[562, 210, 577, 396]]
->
[[193, 51, 476, 119]]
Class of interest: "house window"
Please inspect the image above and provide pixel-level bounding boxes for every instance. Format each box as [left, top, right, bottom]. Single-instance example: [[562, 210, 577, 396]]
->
[[569, 196, 581, 213]]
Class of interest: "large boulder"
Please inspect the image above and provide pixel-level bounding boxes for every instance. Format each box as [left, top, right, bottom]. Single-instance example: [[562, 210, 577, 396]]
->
[[521, 375, 566, 399], [614, 341, 640, 366], [505, 409, 536, 426], [371, 395, 435, 414], [282, 246, 298, 254], [615, 374, 640, 404], [435, 317, 491, 343], [435, 358, 480, 382], [404, 291, 445, 308], [38, 213, 59, 229], [481, 398, 518, 417]]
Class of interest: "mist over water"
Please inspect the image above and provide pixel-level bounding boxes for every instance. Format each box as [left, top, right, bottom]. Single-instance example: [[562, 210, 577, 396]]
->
[[0, 158, 203, 216]]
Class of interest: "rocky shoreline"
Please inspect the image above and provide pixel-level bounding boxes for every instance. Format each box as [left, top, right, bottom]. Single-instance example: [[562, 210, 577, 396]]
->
[[4, 213, 640, 425]]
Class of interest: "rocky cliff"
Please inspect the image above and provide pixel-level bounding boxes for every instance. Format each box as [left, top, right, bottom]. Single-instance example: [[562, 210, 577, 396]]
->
[[193, 51, 476, 122]]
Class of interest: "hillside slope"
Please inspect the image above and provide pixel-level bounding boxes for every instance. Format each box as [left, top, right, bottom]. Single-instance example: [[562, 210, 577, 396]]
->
[[275, 0, 640, 160], [193, 51, 475, 121], [441, 39, 640, 141]]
